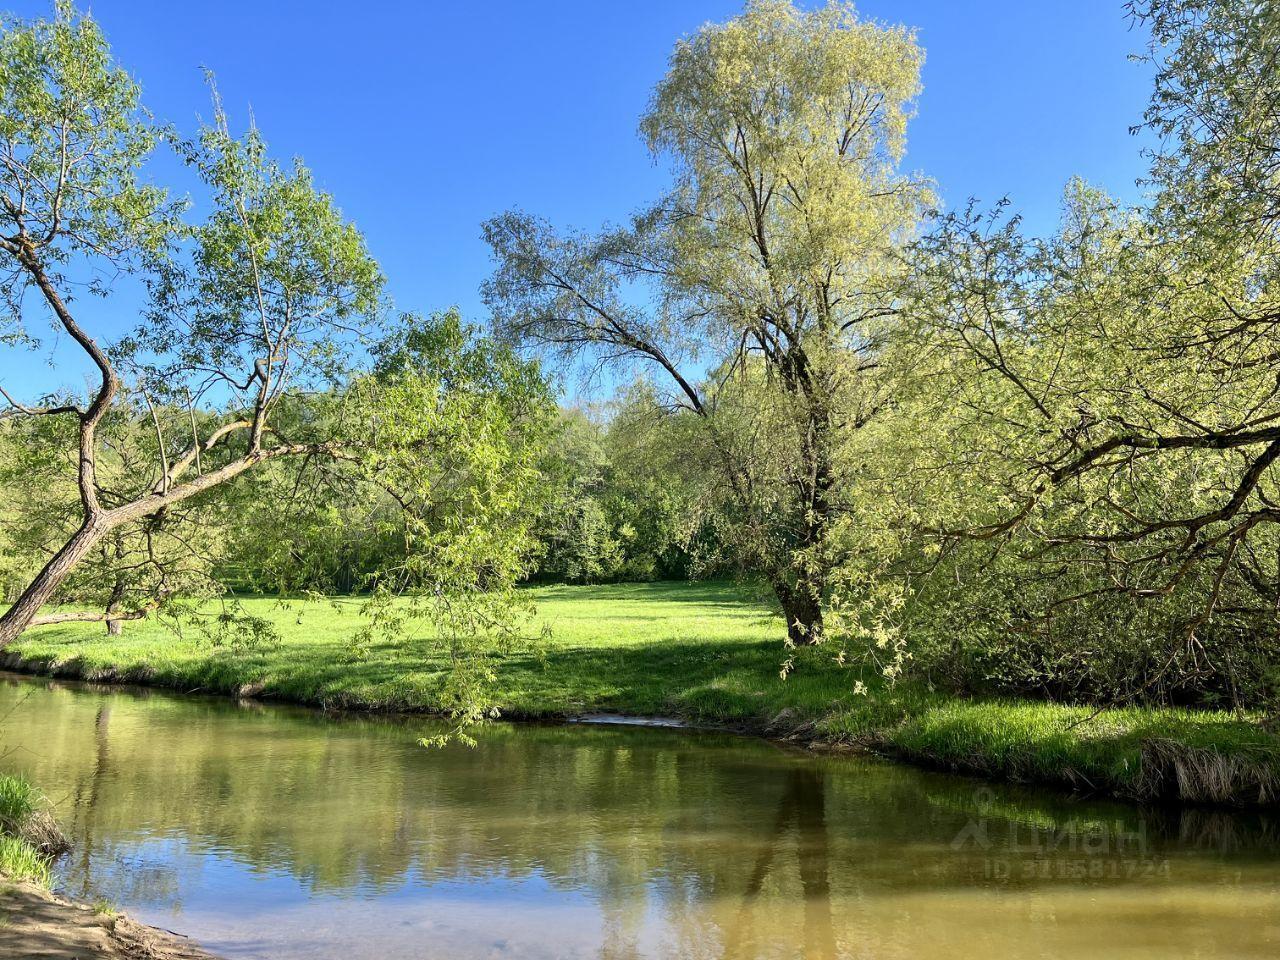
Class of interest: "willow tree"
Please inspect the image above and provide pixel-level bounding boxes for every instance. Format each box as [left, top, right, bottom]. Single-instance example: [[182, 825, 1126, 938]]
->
[[0, 4, 553, 684], [484, 0, 929, 644], [902, 0, 1280, 704]]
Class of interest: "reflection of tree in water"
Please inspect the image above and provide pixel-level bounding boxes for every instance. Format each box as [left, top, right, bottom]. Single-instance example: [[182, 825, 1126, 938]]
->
[[721, 765, 836, 960], [63, 703, 181, 907], [599, 897, 646, 960], [10, 678, 1280, 960], [1145, 806, 1280, 854], [68, 705, 112, 899], [590, 764, 837, 960]]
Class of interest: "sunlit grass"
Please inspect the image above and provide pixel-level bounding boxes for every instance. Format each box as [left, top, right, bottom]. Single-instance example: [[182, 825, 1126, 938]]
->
[[10, 582, 826, 720], [0, 835, 50, 886], [0, 775, 56, 887], [825, 697, 1280, 803], [0, 774, 37, 835]]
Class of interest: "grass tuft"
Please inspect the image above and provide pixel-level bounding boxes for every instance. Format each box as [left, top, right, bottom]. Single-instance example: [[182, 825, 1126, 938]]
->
[[0, 835, 51, 886], [0, 775, 37, 835], [0, 775, 67, 885]]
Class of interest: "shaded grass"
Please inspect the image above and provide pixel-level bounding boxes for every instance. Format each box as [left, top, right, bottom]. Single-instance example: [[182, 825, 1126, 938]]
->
[[8, 581, 1280, 805]]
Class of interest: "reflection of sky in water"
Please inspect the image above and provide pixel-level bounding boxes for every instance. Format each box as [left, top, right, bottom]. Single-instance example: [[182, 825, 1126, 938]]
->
[[3, 673, 1280, 960], [82, 840, 613, 960]]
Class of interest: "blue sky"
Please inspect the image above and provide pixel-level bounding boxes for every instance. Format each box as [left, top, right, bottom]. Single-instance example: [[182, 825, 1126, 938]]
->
[[3, 1, 1154, 398]]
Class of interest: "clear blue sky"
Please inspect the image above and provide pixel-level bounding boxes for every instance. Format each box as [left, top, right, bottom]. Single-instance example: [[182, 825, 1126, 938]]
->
[[3, 1, 1154, 398]]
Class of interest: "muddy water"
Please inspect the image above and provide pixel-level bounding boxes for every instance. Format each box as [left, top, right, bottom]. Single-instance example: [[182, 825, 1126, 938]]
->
[[1, 671, 1277, 959]]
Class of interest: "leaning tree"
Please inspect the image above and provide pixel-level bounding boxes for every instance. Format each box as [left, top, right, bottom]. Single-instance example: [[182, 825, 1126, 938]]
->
[[0, 3, 553, 683], [483, 0, 929, 644]]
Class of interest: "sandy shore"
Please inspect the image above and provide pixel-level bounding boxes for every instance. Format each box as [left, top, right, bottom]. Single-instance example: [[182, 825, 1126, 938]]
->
[[0, 879, 220, 960]]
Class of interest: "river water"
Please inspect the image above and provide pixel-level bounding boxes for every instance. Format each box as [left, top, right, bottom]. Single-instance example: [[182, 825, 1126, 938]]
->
[[1, 671, 1277, 959]]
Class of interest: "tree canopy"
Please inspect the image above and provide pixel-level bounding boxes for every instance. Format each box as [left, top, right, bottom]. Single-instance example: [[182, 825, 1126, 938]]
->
[[484, 0, 930, 644], [4, 0, 1279, 720]]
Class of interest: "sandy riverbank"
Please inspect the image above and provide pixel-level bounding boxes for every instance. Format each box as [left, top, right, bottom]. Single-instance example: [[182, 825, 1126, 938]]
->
[[0, 879, 220, 960]]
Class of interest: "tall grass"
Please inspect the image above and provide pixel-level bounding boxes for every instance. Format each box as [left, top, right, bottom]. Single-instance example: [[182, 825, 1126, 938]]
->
[[0, 773, 37, 834], [0, 774, 64, 887], [0, 834, 51, 885]]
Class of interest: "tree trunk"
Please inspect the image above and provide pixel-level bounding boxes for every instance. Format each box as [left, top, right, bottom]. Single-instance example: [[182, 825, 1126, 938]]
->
[[0, 519, 109, 648], [104, 577, 126, 636], [775, 577, 824, 646]]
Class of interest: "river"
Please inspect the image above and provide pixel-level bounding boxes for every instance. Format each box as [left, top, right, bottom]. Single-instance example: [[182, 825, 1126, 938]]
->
[[1, 671, 1277, 958]]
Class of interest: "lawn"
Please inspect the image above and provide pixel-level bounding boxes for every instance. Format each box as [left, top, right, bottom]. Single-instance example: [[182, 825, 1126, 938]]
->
[[8, 581, 833, 720], [6, 580, 1280, 806]]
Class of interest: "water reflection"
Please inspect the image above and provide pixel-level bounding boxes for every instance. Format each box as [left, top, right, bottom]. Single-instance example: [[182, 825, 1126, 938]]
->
[[723, 767, 834, 960], [1, 672, 1278, 959]]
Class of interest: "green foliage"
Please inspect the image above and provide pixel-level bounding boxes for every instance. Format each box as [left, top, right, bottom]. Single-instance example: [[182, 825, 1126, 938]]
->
[[0, 835, 50, 886], [0, 4, 559, 735], [5, 0, 1280, 741], [0, 1, 171, 337], [0, 775, 57, 887], [888, 0, 1280, 709], [484, 0, 931, 642], [341, 310, 557, 728], [0, 399, 226, 610], [1134, 0, 1279, 244], [530, 400, 713, 584], [131, 89, 383, 397]]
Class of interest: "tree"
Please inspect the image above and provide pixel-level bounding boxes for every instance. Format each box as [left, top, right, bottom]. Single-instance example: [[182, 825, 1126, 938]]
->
[[0, 4, 381, 645], [0, 4, 553, 684], [483, 0, 929, 643], [526, 397, 713, 585], [902, 0, 1280, 704], [0, 402, 228, 632]]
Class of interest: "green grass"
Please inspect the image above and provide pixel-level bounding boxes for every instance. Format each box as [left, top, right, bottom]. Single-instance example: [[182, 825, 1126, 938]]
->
[[0, 775, 55, 887], [853, 698, 1280, 805], [0, 775, 37, 836], [8, 581, 1280, 805], [9, 582, 829, 721], [0, 835, 50, 886]]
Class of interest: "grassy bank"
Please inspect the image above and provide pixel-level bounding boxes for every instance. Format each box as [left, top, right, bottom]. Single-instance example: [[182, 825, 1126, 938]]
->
[[0, 774, 65, 886], [6, 581, 1280, 806], [0, 780, 219, 959]]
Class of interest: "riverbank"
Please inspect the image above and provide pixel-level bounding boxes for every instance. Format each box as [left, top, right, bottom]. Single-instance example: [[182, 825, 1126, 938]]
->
[[6, 582, 1280, 806], [0, 774, 219, 959], [0, 880, 221, 959]]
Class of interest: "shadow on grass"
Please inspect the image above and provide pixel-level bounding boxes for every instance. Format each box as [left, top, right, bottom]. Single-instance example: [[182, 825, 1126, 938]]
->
[[15, 630, 852, 725]]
